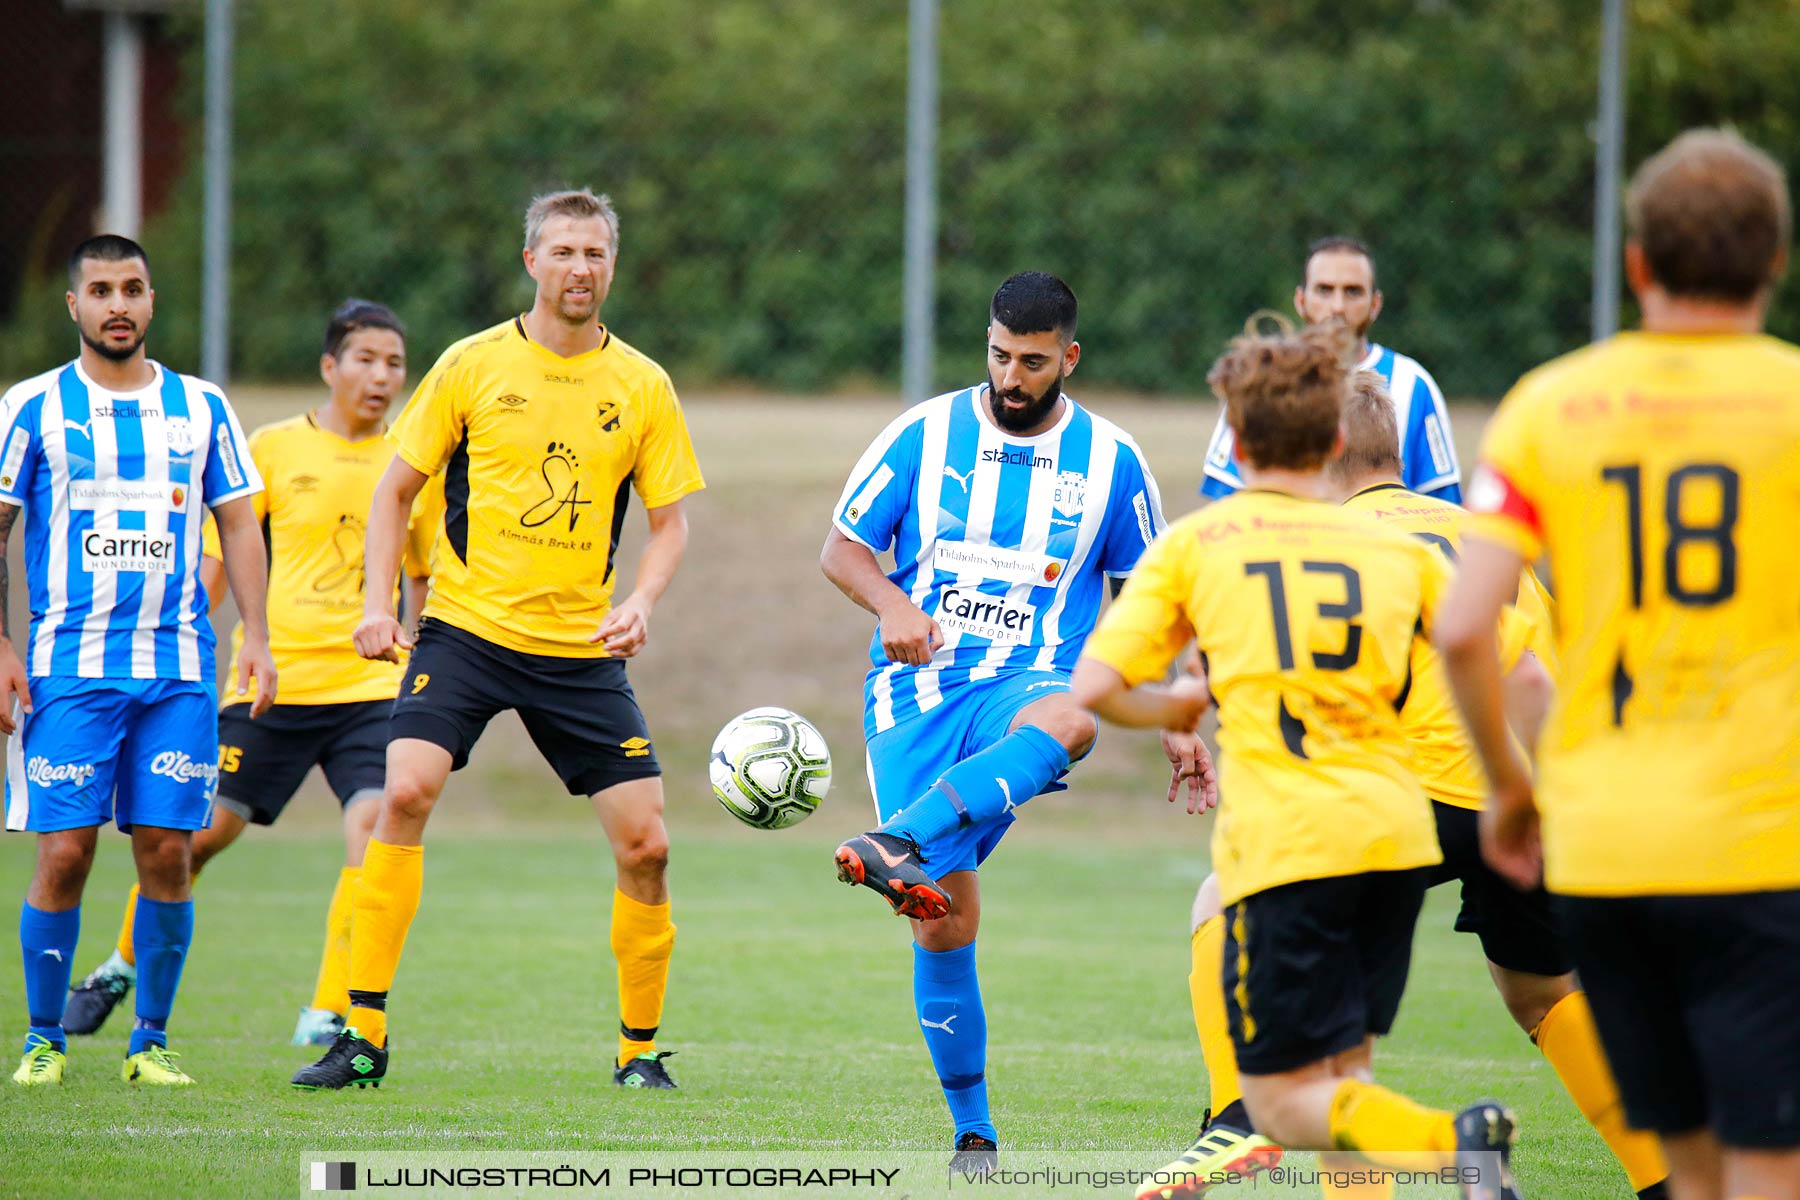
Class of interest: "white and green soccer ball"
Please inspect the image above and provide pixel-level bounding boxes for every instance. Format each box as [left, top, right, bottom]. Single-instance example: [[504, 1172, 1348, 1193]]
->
[[709, 707, 832, 830]]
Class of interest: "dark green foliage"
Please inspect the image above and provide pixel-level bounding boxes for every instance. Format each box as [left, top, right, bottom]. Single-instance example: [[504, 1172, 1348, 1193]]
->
[[2, 0, 1796, 395]]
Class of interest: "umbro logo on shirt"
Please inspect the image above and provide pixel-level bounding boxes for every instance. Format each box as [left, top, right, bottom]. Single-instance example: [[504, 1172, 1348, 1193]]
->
[[498, 394, 529, 411], [292, 475, 319, 492]]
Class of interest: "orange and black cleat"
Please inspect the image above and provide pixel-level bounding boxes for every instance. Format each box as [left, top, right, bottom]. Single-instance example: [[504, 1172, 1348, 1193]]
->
[[835, 831, 953, 920]]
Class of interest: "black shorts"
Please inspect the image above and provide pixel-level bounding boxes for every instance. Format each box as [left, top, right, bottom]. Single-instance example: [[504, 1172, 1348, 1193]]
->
[[390, 618, 660, 797], [215, 700, 389, 825], [1223, 867, 1430, 1075], [1558, 889, 1800, 1147], [1425, 801, 1572, 977]]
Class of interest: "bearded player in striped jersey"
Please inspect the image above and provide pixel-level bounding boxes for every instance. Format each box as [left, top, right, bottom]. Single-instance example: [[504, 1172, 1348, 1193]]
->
[[4, 235, 274, 1088], [824, 271, 1195, 1169]]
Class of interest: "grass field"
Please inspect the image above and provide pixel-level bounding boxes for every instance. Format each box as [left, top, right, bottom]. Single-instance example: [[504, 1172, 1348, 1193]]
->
[[0, 392, 1639, 1197]]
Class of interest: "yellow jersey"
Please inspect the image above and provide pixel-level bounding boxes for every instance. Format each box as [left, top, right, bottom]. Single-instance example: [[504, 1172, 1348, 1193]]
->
[[1087, 489, 1506, 905], [1470, 331, 1800, 897], [203, 414, 441, 705], [1342, 483, 1555, 810], [391, 319, 704, 656]]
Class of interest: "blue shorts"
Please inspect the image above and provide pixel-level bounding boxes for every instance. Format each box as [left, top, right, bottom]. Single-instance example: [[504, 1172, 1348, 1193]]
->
[[5, 676, 219, 834], [864, 669, 1074, 877]]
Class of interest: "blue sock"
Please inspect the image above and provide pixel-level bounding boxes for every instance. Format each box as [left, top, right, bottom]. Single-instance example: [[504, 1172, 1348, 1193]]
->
[[129, 896, 193, 1057], [914, 941, 995, 1142], [19, 902, 79, 1054], [883, 725, 1070, 847]]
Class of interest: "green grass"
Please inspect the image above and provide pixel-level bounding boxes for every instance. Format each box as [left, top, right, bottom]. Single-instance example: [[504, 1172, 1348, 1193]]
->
[[0, 820, 1634, 1198]]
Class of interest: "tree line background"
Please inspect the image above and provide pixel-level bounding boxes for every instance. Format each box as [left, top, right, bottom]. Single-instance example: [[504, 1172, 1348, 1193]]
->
[[2, 0, 1796, 399]]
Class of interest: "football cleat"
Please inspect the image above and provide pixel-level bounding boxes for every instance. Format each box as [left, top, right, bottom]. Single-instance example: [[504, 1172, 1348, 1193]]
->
[[1455, 1100, 1523, 1200], [614, 1051, 678, 1089], [291, 1007, 346, 1047], [122, 1043, 194, 1086], [1135, 1109, 1283, 1199], [292, 1027, 387, 1090], [949, 1132, 998, 1176], [64, 965, 132, 1036], [834, 831, 952, 920], [12, 1034, 66, 1086]]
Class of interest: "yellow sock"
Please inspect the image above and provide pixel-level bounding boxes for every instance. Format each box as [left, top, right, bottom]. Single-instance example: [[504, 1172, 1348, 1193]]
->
[[1328, 1078, 1457, 1169], [309, 867, 359, 1015], [612, 888, 675, 1063], [116, 884, 140, 966], [346, 840, 424, 1049], [1190, 916, 1243, 1114], [1318, 1152, 1395, 1198], [1533, 990, 1668, 1191]]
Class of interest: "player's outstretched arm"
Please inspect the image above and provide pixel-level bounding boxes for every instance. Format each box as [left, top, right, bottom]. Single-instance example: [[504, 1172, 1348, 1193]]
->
[[1437, 535, 1539, 887], [356, 456, 429, 663], [819, 527, 941, 665], [1070, 659, 1210, 732], [0, 501, 31, 732], [593, 498, 689, 657], [213, 494, 279, 717]]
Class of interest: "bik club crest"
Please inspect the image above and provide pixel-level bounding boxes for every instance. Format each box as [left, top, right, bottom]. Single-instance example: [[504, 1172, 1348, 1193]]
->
[[1052, 470, 1087, 515]]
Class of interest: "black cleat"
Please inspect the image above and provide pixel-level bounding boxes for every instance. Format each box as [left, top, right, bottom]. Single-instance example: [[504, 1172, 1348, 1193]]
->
[[834, 831, 952, 920], [291, 1027, 388, 1090], [949, 1132, 998, 1176], [614, 1050, 678, 1089], [64, 966, 132, 1036], [1455, 1100, 1523, 1200]]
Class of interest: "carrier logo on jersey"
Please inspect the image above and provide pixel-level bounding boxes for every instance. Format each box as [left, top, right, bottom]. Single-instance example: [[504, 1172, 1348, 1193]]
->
[[937, 586, 1036, 644], [82, 530, 176, 574], [1053, 471, 1088, 514], [26, 757, 96, 788], [150, 750, 220, 786], [933, 542, 1064, 587], [70, 478, 183, 512]]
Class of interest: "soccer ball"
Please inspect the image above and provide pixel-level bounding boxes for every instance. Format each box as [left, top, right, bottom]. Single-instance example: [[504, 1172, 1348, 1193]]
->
[[709, 707, 832, 830]]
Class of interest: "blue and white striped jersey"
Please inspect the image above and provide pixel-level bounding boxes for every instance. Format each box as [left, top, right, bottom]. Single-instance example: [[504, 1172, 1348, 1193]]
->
[[834, 385, 1165, 735], [1201, 342, 1462, 502], [0, 360, 261, 681]]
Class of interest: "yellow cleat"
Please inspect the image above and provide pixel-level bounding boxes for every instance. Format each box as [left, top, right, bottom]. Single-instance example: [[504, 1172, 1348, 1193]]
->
[[12, 1034, 66, 1086], [121, 1044, 194, 1086], [1136, 1114, 1283, 1199]]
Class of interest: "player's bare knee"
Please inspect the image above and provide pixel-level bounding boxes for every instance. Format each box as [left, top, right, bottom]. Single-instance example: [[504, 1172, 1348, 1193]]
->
[[615, 829, 669, 877], [132, 831, 192, 894], [33, 835, 96, 895], [1037, 703, 1098, 758], [1491, 965, 1573, 1035], [383, 773, 441, 825]]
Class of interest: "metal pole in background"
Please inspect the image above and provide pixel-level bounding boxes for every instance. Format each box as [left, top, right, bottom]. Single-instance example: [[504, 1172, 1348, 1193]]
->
[[201, 0, 234, 384], [101, 12, 144, 237], [1591, 0, 1626, 341], [902, 0, 939, 403]]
